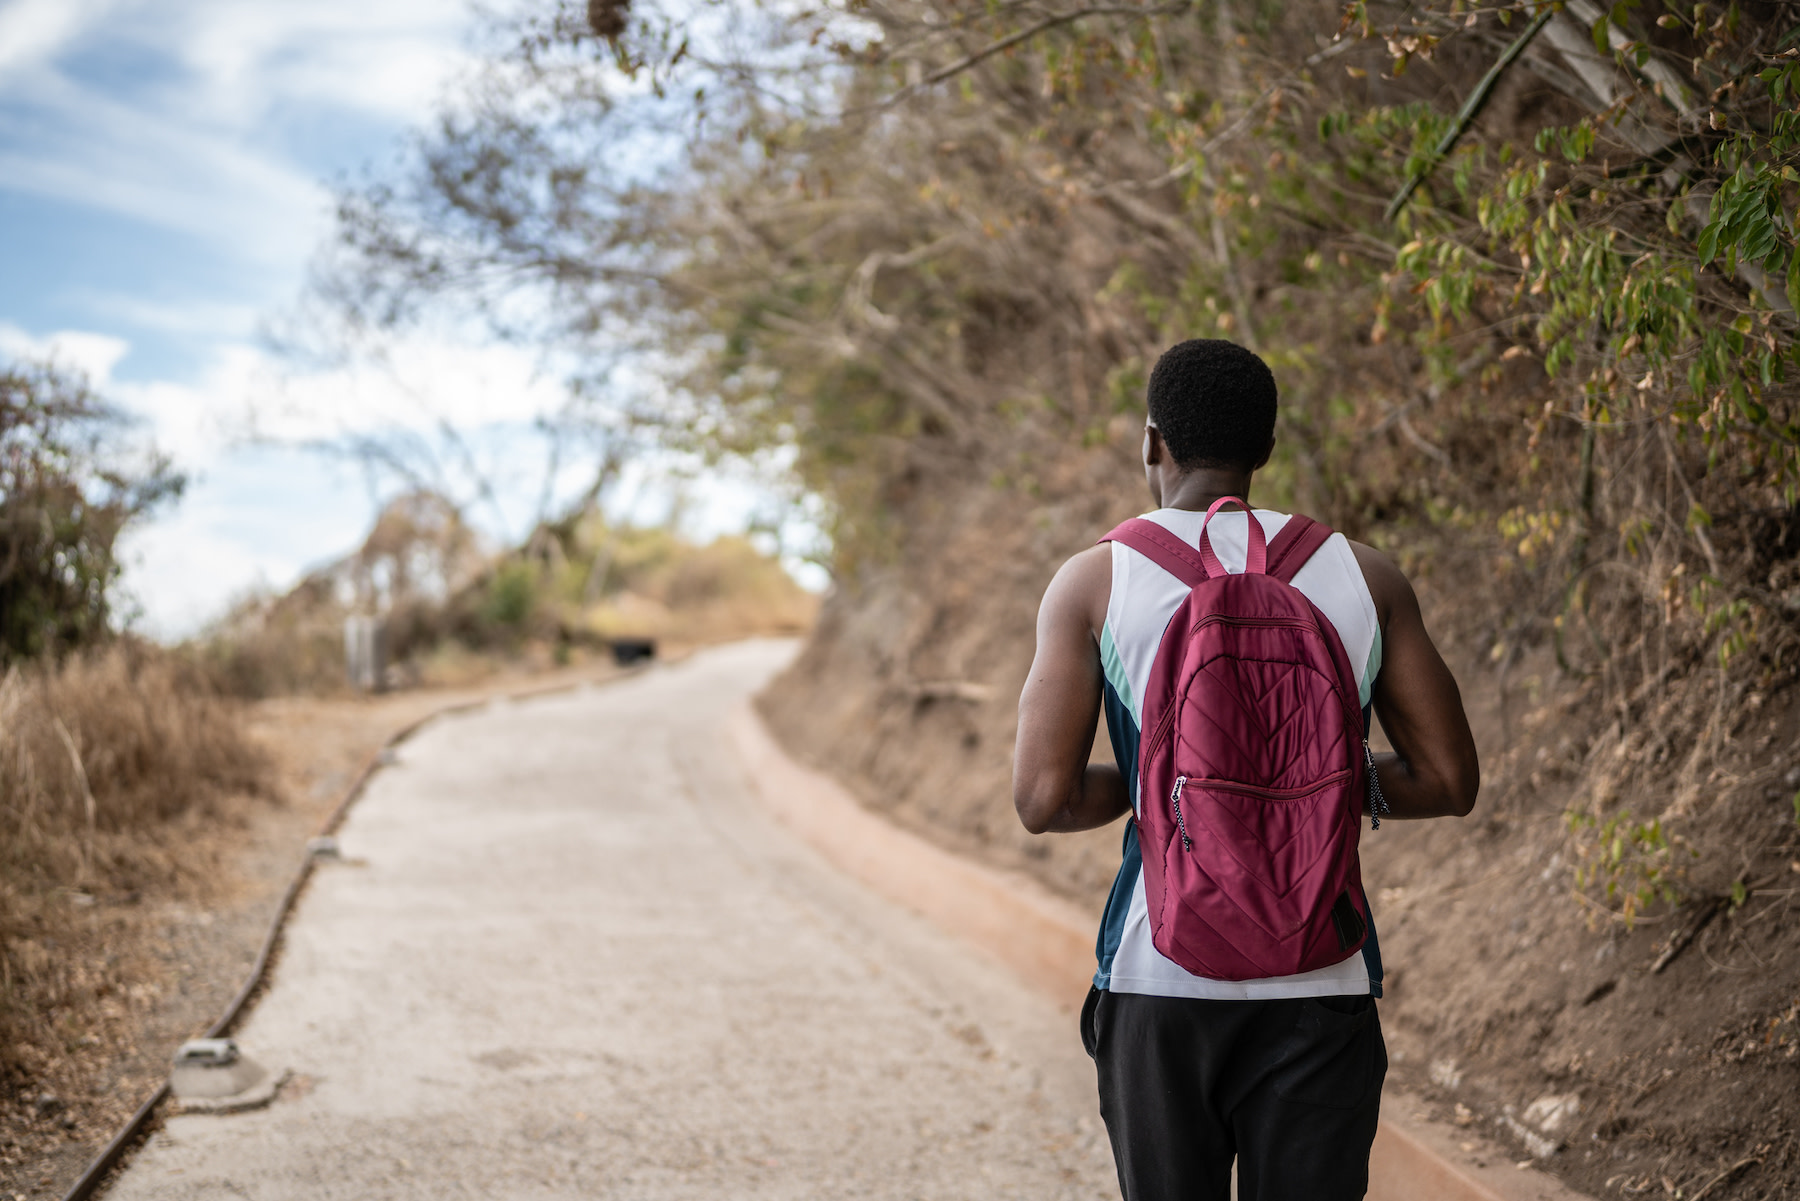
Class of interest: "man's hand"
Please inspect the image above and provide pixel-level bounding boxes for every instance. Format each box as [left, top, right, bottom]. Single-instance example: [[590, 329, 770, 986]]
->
[[1352, 542, 1480, 819], [1012, 546, 1133, 835]]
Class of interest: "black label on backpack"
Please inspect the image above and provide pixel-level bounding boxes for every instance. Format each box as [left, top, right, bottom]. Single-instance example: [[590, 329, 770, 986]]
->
[[1330, 891, 1366, 951]]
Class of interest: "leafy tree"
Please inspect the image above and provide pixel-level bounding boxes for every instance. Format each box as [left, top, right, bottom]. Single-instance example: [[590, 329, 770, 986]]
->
[[320, 0, 1800, 914], [0, 360, 183, 661]]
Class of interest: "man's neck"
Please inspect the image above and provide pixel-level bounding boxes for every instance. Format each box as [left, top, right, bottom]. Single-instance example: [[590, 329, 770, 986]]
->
[[1159, 466, 1255, 512]]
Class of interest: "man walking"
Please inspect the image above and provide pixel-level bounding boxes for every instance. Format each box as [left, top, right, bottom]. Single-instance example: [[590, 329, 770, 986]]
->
[[1012, 339, 1479, 1200]]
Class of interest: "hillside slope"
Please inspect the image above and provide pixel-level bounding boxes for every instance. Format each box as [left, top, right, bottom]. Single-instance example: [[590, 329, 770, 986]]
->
[[759, 459, 1800, 1201]]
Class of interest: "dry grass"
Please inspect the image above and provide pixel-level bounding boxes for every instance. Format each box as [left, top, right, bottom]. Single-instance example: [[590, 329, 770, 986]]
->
[[193, 596, 351, 699], [0, 642, 271, 1084], [583, 535, 819, 645], [196, 521, 820, 698]]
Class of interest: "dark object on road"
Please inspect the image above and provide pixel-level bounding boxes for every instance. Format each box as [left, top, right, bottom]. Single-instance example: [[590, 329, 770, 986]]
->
[[588, 0, 630, 39], [610, 638, 655, 666]]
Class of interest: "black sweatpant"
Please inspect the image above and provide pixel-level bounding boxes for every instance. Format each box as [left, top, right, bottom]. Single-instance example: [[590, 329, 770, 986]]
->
[[1081, 986, 1386, 1201]]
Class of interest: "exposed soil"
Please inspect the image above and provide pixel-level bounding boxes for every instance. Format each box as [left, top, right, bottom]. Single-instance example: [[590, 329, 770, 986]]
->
[[758, 458, 1800, 1201], [0, 659, 629, 1201], [1365, 655, 1800, 1201], [759, 448, 1136, 912]]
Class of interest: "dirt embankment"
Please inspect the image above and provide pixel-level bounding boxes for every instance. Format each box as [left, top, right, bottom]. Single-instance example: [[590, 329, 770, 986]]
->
[[761, 444, 1142, 909], [759, 459, 1800, 1201]]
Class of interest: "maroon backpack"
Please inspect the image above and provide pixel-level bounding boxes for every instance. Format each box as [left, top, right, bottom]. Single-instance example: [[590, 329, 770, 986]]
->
[[1099, 498, 1374, 981]]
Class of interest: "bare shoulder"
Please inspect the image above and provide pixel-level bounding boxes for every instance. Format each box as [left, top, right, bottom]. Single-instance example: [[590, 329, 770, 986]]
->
[[1346, 539, 1415, 631], [1041, 543, 1112, 639]]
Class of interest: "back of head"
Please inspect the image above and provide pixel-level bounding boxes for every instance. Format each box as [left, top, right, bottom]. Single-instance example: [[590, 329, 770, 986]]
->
[[1147, 340, 1278, 472]]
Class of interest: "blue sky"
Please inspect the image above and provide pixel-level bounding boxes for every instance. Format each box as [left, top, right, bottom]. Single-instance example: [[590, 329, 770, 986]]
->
[[0, 0, 820, 638]]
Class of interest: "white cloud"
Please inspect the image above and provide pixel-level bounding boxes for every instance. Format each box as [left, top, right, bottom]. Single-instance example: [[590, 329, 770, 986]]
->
[[101, 330, 577, 637], [248, 342, 570, 443], [0, 321, 131, 381], [0, 320, 573, 472], [72, 291, 262, 338], [5, 319, 586, 485], [2, 321, 823, 638], [114, 443, 376, 639], [0, 75, 333, 268], [0, 0, 117, 78], [171, 3, 474, 125], [0, 0, 471, 268]]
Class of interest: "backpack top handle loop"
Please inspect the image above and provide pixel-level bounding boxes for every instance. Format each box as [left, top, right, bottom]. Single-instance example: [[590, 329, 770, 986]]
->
[[1099, 500, 1300, 587], [1196, 496, 1267, 577]]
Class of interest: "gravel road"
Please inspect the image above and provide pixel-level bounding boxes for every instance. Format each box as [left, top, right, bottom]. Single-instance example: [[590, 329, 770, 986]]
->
[[105, 639, 1116, 1200]]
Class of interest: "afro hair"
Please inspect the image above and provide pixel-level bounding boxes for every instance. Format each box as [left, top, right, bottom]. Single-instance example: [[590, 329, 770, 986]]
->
[[1146, 339, 1278, 472]]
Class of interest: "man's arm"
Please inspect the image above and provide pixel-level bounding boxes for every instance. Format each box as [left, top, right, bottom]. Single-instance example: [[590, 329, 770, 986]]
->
[[1352, 542, 1480, 819], [1012, 546, 1132, 835]]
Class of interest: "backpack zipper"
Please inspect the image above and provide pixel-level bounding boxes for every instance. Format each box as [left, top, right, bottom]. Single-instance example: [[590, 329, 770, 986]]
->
[[1170, 775, 1192, 851], [1175, 770, 1352, 802], [1364, 741, 1391, 829]]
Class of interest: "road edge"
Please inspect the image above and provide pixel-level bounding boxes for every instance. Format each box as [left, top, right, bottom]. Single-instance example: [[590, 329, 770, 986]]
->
[[727, 700, 1594, 1201], [64, 659, 658, 1201]]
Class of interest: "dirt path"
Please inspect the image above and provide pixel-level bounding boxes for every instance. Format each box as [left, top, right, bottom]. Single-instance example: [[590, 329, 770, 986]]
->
[[102, 640, 1114, 1200]]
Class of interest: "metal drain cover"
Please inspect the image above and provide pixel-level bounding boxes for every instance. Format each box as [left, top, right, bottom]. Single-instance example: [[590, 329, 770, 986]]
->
[[171, 1039, 281, 1110]]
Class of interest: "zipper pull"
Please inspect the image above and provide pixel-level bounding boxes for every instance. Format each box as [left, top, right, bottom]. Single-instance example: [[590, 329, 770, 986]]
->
[[1170, 775, 1192, 852], [1364, 741, 1390, 830]]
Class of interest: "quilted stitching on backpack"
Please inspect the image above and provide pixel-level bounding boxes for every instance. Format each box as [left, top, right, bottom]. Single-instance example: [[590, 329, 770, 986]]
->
[[1107, 517, 1369, 982]]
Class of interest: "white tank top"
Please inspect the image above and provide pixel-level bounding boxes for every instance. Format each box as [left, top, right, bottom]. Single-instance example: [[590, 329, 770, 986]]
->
[[1094, 507, 1384, 1000]]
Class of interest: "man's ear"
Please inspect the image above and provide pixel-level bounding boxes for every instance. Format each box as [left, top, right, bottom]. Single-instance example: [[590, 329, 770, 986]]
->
[[1143, 425, 1166, 467], [1253, 432, 1276, 471]]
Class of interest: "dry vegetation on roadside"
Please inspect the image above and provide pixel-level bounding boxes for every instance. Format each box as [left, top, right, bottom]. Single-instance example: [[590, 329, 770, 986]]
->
[[199, 492, 817, 698], [0, 644, 273, 1158], [0, 645, 271, 1075]]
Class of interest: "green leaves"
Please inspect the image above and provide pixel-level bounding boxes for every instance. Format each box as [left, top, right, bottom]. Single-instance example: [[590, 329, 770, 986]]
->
[[1696, 220, 1720, 266], [1697, 173, 1778, 269], [1590, 9, 1612, 55], [1377, 49, 1800, 534], [1567, 810, 1688, 925]]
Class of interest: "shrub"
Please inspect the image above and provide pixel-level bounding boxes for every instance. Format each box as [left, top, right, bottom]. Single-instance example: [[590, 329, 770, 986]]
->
[[0, 361, 181, 663], [481, 561, 541, 632], [0, 643, 270, 1078]]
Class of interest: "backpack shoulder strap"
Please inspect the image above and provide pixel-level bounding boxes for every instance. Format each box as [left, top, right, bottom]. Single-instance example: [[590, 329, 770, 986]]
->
[[1264, 515, 1335, 584], [1097, 517, 1209, 588]]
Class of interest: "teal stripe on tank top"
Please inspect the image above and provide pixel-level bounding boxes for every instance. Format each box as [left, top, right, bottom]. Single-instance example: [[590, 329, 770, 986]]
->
[[1359, 626, 1382, 709], [1098, 625, 1138, 729]]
